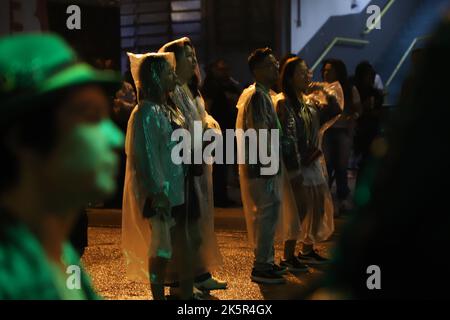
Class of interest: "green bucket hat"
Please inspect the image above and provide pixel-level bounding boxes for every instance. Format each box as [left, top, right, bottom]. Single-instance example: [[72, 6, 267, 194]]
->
[[0, 33, 121, 123]]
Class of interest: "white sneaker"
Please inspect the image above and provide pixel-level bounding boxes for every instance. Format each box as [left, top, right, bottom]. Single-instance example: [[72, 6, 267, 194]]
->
[[193, 286, 207, 299], [195, 276, 228, 291], [169, 286, 207, 300]]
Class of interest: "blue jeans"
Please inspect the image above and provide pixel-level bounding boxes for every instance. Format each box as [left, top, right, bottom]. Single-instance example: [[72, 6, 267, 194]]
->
[[247, 177, 281, 271]]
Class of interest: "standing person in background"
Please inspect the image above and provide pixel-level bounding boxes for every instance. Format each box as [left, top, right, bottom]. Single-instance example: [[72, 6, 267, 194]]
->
[[186, 49, 228, 292], [276, 57, 342, 268], [399, 48, 426, 106], [202, 59, 242, 207], [353, 61, 384, 183], [105, 80, 138, 209], [121, 52, 191, 300], [322, 59, 361, 216], [236, 47, 287, 284], [0, 33, 123, 299], [159, 38, 226, 296], [113, 80, 137, 133], [315, 16, 450, 299]]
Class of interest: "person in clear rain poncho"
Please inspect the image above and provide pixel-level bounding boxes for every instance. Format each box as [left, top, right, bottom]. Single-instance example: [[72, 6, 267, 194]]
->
[[236, 47, 287, 284], [121, 52, 198, 299], [275, 57, 343, 268], [158, 38, 226, 294]]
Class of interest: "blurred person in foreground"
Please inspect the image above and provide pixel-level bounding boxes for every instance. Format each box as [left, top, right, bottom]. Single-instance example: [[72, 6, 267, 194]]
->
[[313, 14, 450, 299], [0, 33, 123, 299]]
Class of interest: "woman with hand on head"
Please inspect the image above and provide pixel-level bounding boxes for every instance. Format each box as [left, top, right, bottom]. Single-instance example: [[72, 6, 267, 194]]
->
[[276, 57, 343, 269]]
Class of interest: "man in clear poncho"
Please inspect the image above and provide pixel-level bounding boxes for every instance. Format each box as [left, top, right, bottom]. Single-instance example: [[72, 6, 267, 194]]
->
[[122, 52, 197, 299], [236, 47, 287, 284], [158, 37, 226, 294]]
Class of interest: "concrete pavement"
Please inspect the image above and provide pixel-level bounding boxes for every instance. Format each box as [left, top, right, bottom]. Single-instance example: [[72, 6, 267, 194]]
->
[[81, 211, 346, 300]]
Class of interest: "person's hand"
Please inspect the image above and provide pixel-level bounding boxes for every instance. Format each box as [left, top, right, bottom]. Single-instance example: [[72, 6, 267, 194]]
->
[[112, 99, 123, 115], [324, 93, 339, 108], [308, 82, 325, 93], [114, 98, 122, 108]]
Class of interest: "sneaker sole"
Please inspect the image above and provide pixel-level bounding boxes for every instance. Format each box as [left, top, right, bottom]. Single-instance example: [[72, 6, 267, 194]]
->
[[272, 270, 288, 276], [280, 263, 309, 273], [285, 266, 310, 272], [250, 275, 286, 284], [195, 284, 228, 291], [299, 259, 329, 266], [193, 293, 207, 300]]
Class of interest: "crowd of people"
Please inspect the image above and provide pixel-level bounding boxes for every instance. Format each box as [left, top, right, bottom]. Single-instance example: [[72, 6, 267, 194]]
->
[[2, 11, 449, 299]]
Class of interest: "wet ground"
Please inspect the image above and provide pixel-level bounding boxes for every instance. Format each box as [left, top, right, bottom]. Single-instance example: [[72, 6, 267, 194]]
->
[[81, 216, 345, 300], [82, 170, 355, 300]]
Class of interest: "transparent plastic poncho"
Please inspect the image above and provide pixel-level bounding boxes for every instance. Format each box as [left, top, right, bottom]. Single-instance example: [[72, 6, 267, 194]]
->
[[276, 82, 344, 245], [235, 83, 285, 248], [122, 52, 186, 282], [159, 38, 223, 276]]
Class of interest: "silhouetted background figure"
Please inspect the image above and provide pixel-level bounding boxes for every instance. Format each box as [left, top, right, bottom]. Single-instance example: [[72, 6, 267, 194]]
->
[[202, 59, 242, 207], [352, 61, 384, 185], [69, 209, 89, 258], [322, 59, 361, 216], [399, 48, 426, 106], [322, 16, 450, 299], [110, 79, 137, 209], [92, 58, 136, 210]]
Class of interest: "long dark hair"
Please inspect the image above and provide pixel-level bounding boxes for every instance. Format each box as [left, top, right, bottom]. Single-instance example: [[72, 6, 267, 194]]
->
[[280, 57, 314, 143], [280, 56, 305, 112], [138, 55, 168, 102], [322, 58, 353, 109], [353, 61, 376, 98]]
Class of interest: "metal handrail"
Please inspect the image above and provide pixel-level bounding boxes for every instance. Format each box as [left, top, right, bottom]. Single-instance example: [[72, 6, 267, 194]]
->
[[311, 37, 370, 71], [363, 0, 396, 34], [385, 35, 430, 87]]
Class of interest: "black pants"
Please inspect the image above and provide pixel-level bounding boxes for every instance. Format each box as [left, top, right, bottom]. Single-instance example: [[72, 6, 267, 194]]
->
[[324, 128, 352, 200], [69, 209, 88, 258]]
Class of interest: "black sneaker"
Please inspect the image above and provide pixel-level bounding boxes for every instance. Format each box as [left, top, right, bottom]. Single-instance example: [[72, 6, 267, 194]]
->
[[280, 257, 310, 272], [298, 250, 329, 265], [272, 263, 288, 276], [251, 269, 286, 284]]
